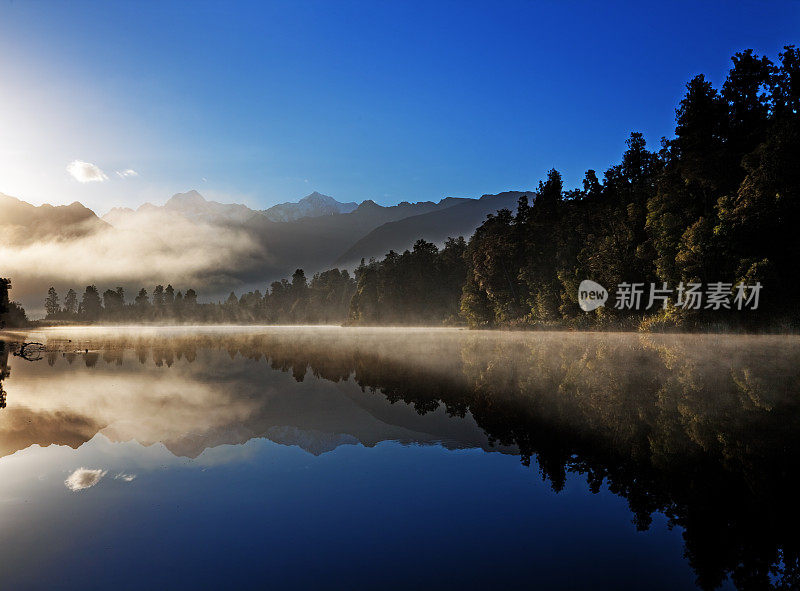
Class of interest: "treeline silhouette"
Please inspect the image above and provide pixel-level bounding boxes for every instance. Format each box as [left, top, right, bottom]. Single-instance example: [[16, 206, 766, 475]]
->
[[42, 268, 356, 324], [349, 237, 467, 325], [0, 278, 28, 329], [23, 46, 800, 330], [15, 330, 800, 589]]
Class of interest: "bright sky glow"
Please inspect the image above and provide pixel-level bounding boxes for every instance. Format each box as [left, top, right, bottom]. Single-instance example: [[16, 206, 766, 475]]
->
[[0, 0, 797, 213]]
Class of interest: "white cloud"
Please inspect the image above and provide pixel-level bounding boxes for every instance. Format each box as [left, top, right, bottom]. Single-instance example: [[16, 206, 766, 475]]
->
[[66, 160, 108, 183], [115, 473, 136, 482], [115, 169, 138, 178], [64, 467, 107, 491]]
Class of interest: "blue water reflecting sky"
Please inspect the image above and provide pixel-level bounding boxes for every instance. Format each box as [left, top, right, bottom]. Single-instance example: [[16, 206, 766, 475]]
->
[[5, 327, 787, 589], [0, 434, 699, 590]]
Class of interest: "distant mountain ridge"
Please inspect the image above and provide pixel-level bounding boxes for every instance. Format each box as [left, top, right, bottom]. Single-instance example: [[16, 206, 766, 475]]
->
[[100, 188, 473, 272], [103, 190, 258, 226], [335, 191, 530, 266], [103, 190, 360, 226], [237, 194, 475, 276], [261, 191, 357, 222]]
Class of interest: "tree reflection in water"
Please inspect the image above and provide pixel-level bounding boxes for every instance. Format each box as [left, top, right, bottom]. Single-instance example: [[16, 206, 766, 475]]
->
[[3, 329, 799, 590], [0, 341, 8, 409]]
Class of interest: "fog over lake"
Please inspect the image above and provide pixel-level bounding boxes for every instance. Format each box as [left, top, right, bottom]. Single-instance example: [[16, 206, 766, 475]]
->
[[0, 327, 797, 590]]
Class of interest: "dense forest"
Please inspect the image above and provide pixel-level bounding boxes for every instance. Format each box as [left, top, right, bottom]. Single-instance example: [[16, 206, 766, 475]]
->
[[3, 46, 799, 331]]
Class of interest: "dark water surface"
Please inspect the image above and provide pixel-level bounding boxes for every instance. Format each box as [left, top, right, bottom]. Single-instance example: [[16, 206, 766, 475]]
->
[[1, 326, 798, 590]]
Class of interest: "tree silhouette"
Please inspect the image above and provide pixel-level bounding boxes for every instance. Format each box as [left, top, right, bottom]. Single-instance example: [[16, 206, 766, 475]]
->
[[102, 288, 124, 317], [135, 288, 150, 310], [164, 284, 175, 307], [0, 279, 10, 329], [80, 285, 102, 320], [45, 287, 60, 318], [61, 289, 77, 318], [152, 285, 165, 309], [184, 289, 197, 306]]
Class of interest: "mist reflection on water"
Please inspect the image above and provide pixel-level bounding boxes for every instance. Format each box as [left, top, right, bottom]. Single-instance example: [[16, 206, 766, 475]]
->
[[0, 326, 797, 590]]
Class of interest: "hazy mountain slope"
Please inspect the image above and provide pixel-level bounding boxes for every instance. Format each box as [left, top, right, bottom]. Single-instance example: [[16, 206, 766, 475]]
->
[[95, 190, 472, 294], [238, 196, 470, 277], [101, 206, 136, 226], [103, 191, 361, 227], [103, 190, 256, 226], [260, 191, 358, 222], [334, 191, 531, 265], [0, 192, 108, 245], [163, 190, 255, 223]]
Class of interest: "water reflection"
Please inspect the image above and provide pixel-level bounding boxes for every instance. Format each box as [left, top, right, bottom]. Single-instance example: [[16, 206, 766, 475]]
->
[[0, 340, 8, 409], [1, 327, 799, 590]]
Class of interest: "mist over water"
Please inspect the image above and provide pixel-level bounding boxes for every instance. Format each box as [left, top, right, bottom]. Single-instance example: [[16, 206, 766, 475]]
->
[[0, 326, 797, 590]]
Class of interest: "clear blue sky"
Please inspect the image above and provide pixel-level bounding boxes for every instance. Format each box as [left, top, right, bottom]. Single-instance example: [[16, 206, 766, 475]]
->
[[0, 0, 797, 212]]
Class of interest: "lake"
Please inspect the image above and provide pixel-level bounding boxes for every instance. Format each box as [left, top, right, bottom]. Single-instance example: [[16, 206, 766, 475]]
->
[[0, 326, 798, 590]]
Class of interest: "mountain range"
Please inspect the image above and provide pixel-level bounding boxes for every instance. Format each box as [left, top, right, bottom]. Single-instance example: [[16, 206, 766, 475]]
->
[[104, 189, 256, 226], [260, 191, 358, 222], [1, 188, 525, 310], [0, 192, 108, 244], [103, 190, 359, 226]]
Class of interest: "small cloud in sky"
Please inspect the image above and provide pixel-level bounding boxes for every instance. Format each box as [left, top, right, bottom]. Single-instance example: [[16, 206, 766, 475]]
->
[[115, 169, 138, 178], [66, 160, 108, 183], [202, 177, 207, 182], [65, 467, 107, 491], [115, 473, 136, 482]]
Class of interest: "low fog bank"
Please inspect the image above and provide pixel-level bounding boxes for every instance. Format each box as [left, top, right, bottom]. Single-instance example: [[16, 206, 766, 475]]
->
[[1, 210, 276, 315]]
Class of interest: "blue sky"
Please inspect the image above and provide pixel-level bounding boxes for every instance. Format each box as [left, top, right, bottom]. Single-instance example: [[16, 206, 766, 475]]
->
[[0, 0, 797, 212]]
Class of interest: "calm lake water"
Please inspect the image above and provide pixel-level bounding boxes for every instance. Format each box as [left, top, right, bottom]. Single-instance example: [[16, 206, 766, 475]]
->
[[0, 327, 798, 590]]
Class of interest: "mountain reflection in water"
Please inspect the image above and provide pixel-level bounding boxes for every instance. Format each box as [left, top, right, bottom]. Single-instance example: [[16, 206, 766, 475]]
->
[[0, 327, 798, 591]]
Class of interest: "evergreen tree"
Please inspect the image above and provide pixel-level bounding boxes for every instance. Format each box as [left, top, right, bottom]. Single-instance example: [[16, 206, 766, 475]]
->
[[153, 285, 165, 308], [164, 284, 175, 307], [80, 285, 102, 320], [135, 288, 150, 311], [103, 289, 124, 317], [64, 289, 78, 317], [184, 289, 198, 306], [0, 279, 10, 329], [45, 287, 60, 318]]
